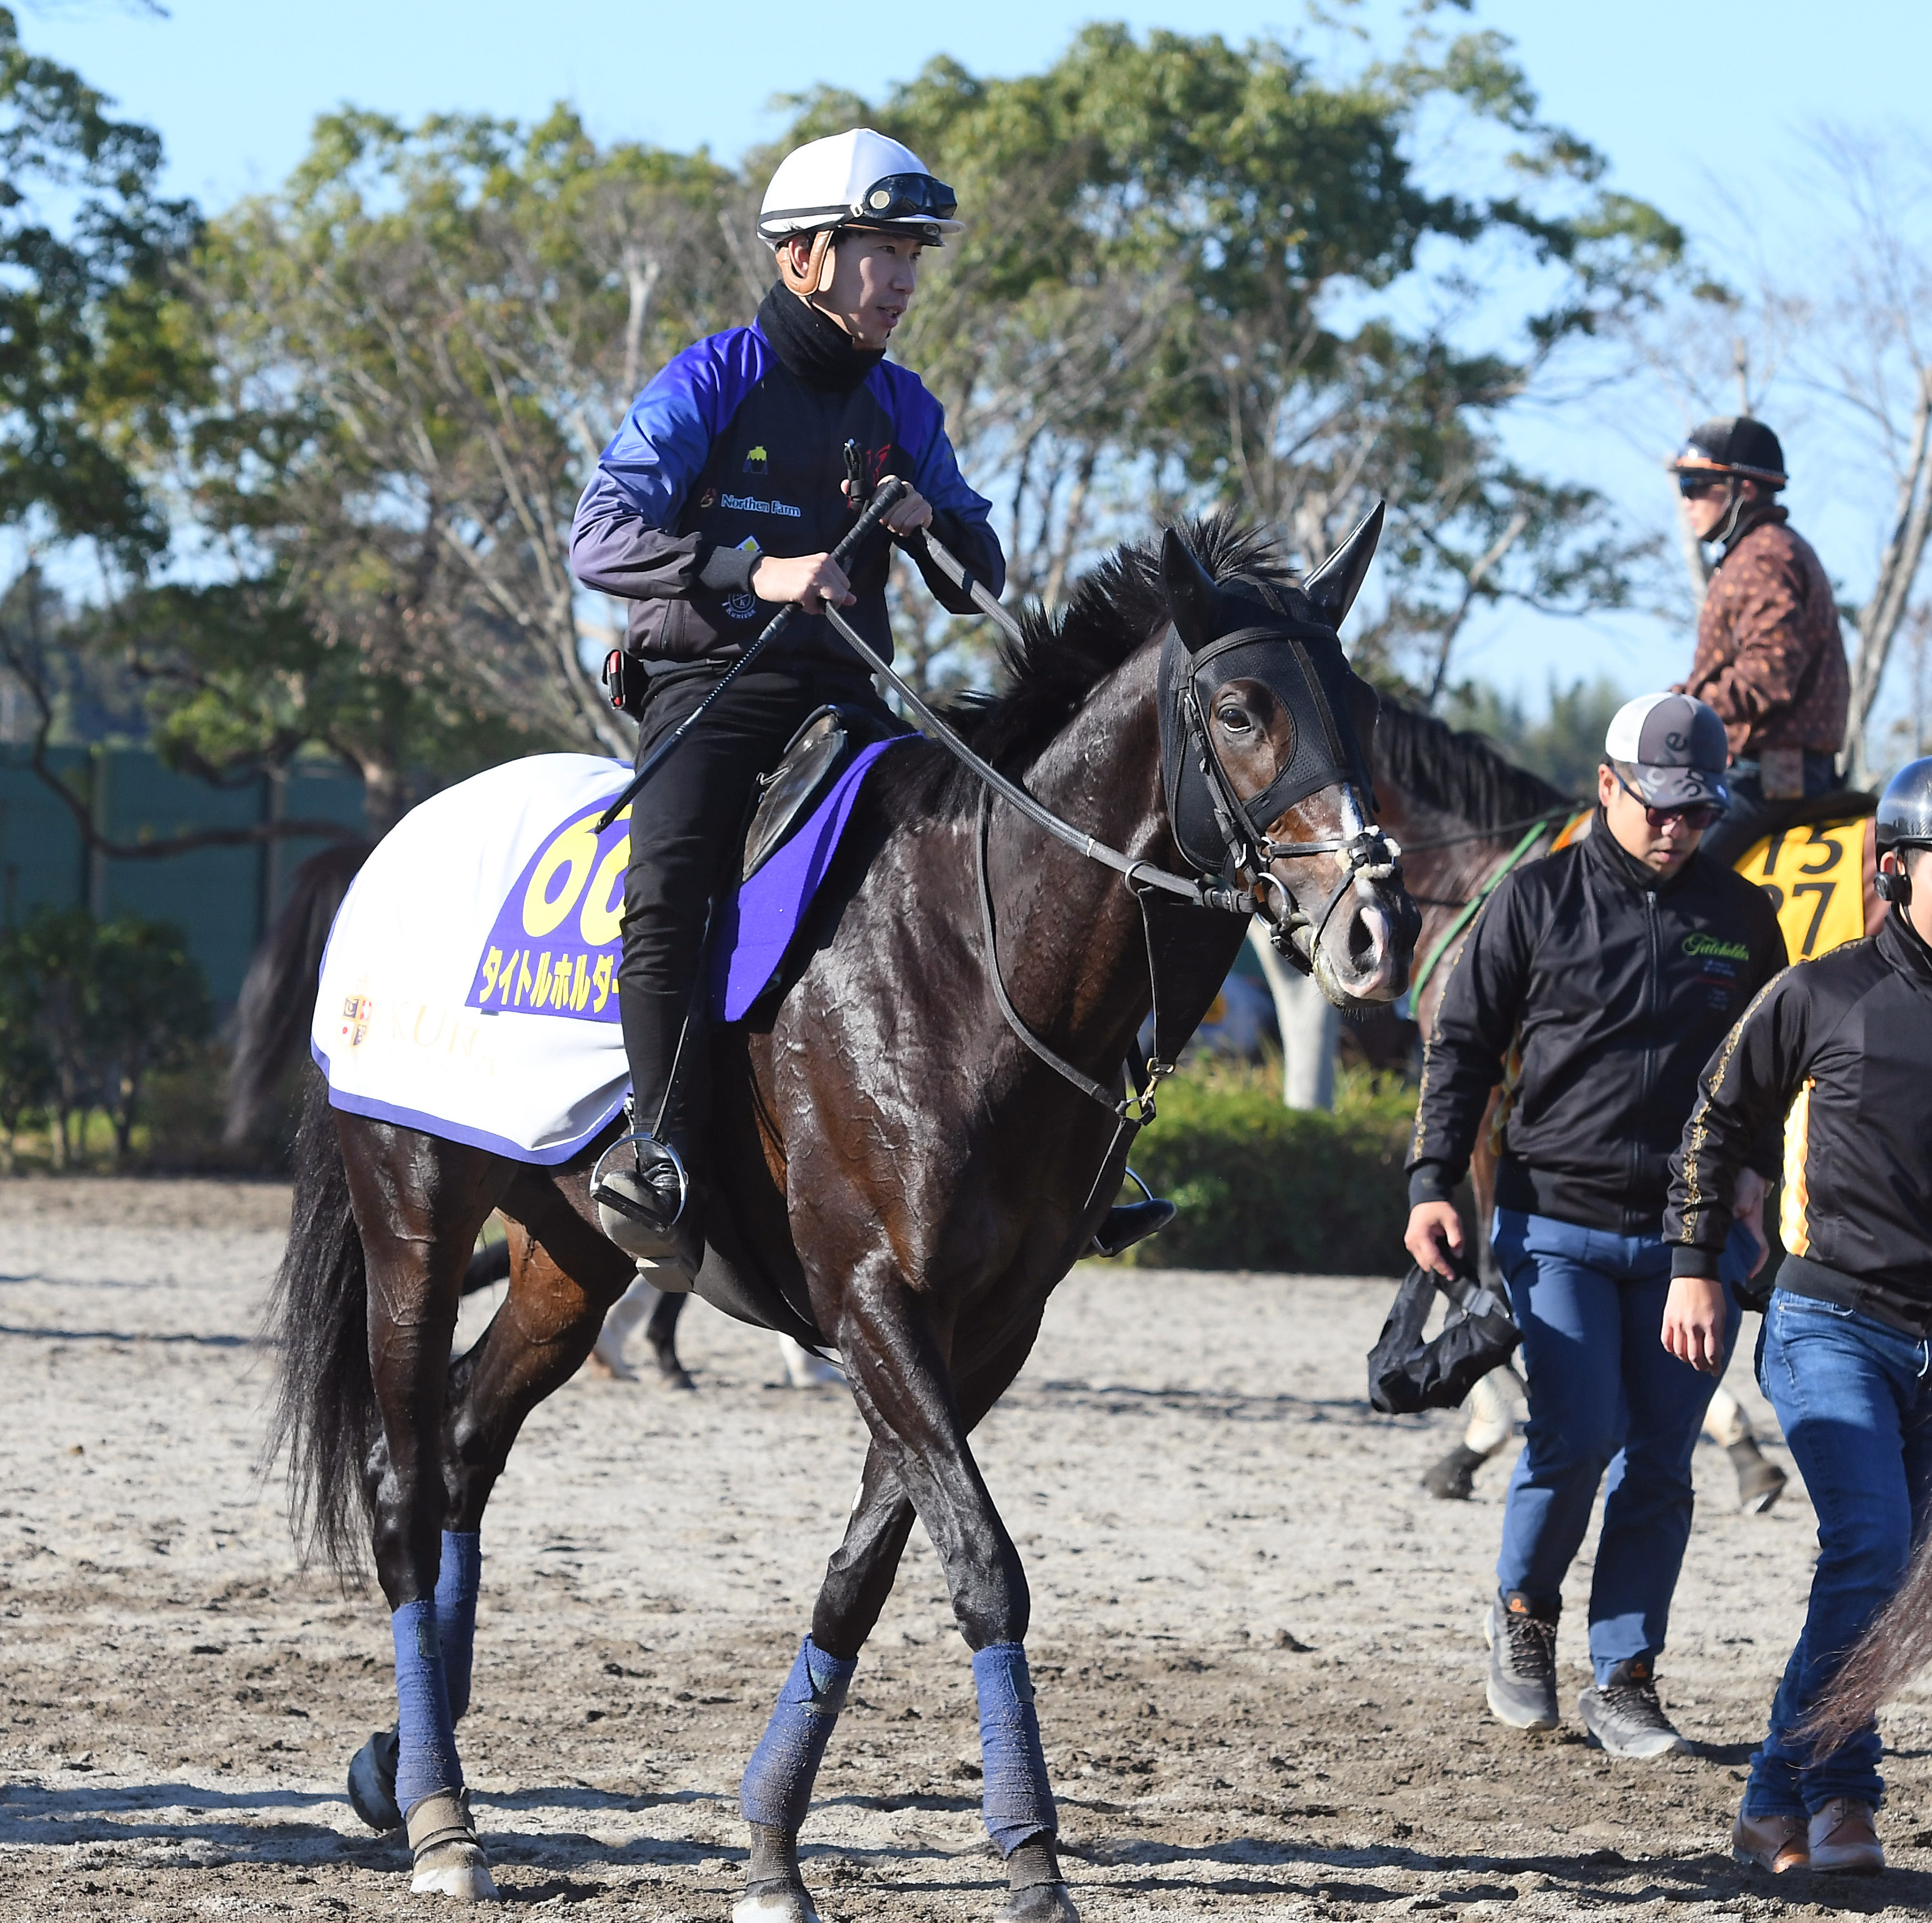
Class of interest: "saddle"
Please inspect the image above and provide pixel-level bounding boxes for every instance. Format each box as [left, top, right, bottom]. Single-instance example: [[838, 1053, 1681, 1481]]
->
[[741, 704, 909, 882]]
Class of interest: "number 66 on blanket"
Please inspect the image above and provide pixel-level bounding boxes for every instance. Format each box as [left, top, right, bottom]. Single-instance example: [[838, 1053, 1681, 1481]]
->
[[467, 803, 634, 1024]]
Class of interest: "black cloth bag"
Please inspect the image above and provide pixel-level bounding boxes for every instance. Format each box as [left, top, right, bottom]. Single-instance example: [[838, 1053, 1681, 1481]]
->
[[1367, 1251, 1521, 1416]]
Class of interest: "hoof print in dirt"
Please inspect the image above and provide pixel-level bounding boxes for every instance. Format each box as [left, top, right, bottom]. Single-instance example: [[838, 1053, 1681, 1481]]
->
[[346, 1726, 401, 1832], [734, 1883, 822, 1923]]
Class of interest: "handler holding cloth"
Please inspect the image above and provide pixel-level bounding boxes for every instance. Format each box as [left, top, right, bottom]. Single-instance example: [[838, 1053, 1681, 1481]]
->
[[1663, 756, 1932, 1878], [1405, 694, 1785, 1755]]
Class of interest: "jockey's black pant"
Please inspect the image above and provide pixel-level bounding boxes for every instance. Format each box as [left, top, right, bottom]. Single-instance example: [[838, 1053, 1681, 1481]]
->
[[618, 657, 892, 1154]]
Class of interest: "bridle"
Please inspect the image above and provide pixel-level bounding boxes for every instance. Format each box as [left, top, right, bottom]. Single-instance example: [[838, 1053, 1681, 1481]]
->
[[818, 581, 1406, 1135], [1165, 616, 1403, 977]]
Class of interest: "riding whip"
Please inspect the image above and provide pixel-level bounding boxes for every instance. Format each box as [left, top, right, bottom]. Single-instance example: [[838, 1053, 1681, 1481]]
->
[[594, 476, 912, 833]]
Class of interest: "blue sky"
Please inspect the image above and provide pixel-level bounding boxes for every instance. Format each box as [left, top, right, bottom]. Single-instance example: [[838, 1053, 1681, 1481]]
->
[[39, 0, 1932, 731]]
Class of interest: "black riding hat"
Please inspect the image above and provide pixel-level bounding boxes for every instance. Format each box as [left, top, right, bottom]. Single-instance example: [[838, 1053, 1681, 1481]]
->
[[1668, 416, 1788, 491], [1877, 756, 1932, 852]]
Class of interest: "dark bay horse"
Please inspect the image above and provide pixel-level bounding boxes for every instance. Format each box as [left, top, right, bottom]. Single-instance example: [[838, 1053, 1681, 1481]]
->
[[266, 516, 1418, 1913]]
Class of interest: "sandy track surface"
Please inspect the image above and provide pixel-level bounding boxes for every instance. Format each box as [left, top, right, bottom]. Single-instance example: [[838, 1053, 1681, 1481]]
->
[[2, 1176, 1930, 1920]]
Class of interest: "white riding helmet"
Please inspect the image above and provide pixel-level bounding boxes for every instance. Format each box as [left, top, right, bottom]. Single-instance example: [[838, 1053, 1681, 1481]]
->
[[758, 128, 962, 250]]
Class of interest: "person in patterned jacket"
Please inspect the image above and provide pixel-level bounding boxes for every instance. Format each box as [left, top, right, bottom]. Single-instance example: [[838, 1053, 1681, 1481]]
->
[[1669, 417, 1850, 867]]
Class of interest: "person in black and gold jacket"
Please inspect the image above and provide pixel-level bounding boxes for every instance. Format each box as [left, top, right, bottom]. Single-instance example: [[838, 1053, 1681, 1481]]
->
[[1664, 757, 1932, 1880]]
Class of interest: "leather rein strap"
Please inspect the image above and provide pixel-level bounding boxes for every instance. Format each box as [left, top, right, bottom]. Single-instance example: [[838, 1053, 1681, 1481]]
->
[[1406, 817, 1554, 1007]]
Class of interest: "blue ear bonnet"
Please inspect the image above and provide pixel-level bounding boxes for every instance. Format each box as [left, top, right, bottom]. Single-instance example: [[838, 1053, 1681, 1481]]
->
[[1157, 612, 1377, 879]]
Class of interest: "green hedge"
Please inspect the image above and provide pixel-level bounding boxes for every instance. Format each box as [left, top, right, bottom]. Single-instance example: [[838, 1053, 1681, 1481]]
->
[[1123, 1062, 1415, 1273]]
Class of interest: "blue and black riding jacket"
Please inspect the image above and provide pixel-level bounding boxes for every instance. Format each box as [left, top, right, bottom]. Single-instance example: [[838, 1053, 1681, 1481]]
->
[[569, 285, 1003, 671]]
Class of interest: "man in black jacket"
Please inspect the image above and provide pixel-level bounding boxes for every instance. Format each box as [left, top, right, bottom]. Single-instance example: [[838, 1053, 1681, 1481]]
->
[[1662, 758, 1932, 1879], [1406, 693, 1786, 1756]]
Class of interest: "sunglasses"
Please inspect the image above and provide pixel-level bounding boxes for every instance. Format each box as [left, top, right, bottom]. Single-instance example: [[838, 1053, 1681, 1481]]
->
[[855, 172, 958, 224], [1612, 769, 1724, 831]]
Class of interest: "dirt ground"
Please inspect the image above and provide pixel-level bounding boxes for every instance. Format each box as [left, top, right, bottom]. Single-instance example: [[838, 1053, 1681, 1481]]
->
[[3, 1178, 1931, 1921]]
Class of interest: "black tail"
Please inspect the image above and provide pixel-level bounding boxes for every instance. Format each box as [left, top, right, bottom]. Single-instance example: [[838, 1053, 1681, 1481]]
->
[[226, 839, 375, 1145], [262, 1065, 377, 1575]]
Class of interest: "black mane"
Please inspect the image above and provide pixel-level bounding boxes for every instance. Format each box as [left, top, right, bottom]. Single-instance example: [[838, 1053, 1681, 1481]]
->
[[925, 513, 1295, 811], [1374, 699, 1571, 829]]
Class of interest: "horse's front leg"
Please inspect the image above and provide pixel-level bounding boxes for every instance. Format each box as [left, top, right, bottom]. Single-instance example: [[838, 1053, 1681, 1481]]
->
[[738, 1297, 1073, 1923], [344, 1123, 503, 1901]]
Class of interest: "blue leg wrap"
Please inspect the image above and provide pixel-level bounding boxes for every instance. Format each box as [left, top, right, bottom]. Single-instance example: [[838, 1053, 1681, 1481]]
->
[[391, 1600, 463, 1815], [974, 1643, 1057, 1856], [435, 1531, 483, 1722], [739, 1635, 856, 1832]]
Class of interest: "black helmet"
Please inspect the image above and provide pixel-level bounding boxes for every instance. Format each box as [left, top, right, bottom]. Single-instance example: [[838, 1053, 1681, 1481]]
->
[[1667, 416, 1788, 491], [1877, 756, 1932, 853]]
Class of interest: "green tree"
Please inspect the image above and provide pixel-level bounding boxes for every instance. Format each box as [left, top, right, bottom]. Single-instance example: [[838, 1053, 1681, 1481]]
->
[[1443, 672, 1626, 797], [146, 109, 743, 822], [5, 905, 97, 1167], [0, 6, 198, 569], [0, 951, 53, 1171], [92, 913, 211, 1161]]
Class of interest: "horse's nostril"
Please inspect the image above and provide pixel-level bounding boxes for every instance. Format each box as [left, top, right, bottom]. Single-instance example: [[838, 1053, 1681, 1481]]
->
[[1347, 903, 1386, 971]]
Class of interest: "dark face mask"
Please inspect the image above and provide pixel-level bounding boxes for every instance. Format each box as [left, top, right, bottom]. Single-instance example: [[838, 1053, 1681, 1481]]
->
[[1157, 613, 1379, 880]]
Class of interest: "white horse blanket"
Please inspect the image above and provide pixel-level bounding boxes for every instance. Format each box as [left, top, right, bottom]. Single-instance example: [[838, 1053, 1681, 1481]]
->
[[313, 755, 633, 1164], [311, 741, 900, 1164]]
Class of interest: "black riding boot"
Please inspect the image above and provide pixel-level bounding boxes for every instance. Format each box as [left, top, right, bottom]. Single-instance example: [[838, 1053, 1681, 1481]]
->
[[590, 980, 707, 1280]]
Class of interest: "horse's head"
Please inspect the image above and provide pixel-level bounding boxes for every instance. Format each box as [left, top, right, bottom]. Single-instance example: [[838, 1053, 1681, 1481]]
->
[[1155, 510, 1421, 1008]]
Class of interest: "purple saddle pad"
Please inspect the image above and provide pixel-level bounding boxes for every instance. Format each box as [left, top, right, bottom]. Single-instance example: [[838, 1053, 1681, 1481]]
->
[[710, 737, 902, 1023]]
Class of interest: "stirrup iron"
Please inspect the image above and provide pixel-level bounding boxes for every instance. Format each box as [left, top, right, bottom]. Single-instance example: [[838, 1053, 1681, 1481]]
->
[[591, 1130, 696, 1282]]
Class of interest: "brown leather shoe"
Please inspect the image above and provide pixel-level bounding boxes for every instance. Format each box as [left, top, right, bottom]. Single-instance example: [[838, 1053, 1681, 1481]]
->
[[1808, 1798, 1884, 1874], [1732, 1807, 1808, 1874]]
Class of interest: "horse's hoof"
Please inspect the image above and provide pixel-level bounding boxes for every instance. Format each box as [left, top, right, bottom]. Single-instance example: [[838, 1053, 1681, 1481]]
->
[[407, 1790, 498, 1902], [1001, 1839, 1078, 1921], [1421, 1443, 1484, 1502], [411, 1848, 499, 1901], [346, 1726, 401, 1832], [733, 1880, 821, 1923], [1000, 1882, 1080, 1922]]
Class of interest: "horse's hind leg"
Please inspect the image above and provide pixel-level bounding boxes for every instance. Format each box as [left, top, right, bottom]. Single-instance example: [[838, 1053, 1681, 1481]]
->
[[348, 1179, 634, 1847], [342, 1120, 504, 1900], [739, 1314, 1074, 1922]]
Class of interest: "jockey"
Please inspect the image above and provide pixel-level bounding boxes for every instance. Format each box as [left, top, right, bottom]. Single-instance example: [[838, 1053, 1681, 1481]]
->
[[569, 127, 1004, 1270], [1663, 756, 1932, 1879], [1404, 693, 1788, 1757], [1669, 417, 1850, 867]]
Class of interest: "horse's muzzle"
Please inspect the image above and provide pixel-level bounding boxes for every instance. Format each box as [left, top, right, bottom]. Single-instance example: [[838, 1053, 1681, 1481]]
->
[[1310, 873, 1420, 1009]]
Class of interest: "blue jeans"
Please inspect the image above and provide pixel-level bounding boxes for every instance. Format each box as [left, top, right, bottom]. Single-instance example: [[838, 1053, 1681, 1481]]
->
[[1744, 1290, 1932, 1816], [1493, 1210, 1747, 1685]]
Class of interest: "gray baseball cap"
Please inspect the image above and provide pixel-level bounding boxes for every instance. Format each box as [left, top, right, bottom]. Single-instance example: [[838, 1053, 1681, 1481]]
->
[[1604, 693, 1731, 811]]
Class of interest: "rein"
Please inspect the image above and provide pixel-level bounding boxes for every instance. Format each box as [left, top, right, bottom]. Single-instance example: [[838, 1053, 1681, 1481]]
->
[[1406, 817, 1555, 1007], [816, 537, 1395, 1155]]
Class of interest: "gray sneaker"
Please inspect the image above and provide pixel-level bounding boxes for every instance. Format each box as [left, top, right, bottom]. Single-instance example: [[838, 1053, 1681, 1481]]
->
[[1577, 1658, 1688, 1758], [1484, 1592, 1559, 1730]]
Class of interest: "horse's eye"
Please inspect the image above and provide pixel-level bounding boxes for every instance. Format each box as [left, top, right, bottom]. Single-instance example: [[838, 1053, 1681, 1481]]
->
[[1216, 706, 1252, 735]]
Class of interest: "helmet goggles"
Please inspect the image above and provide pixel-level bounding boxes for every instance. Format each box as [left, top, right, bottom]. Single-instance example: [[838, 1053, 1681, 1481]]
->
[[852, 171, 957, 228]]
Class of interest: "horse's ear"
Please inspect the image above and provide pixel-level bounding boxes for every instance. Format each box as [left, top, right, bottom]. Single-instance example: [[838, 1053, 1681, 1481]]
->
[[1303, 500, 1385, 629], [1160, 527, 1221, 653]]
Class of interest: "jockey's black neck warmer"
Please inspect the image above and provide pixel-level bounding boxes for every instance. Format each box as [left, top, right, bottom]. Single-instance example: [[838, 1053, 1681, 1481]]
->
[[758, 282, 887, 393]]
